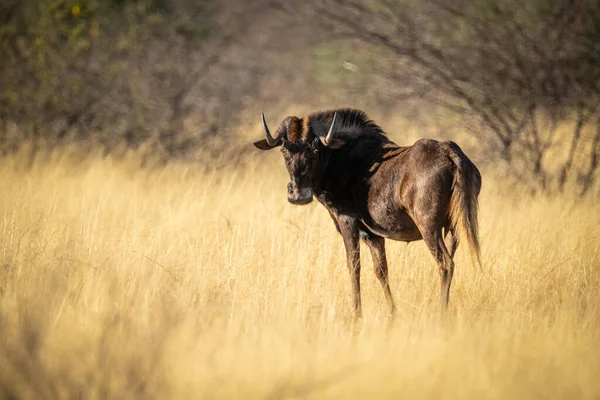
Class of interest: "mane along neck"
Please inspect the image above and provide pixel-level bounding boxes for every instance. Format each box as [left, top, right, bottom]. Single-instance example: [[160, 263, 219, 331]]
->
[[307, 108, 385, 142]]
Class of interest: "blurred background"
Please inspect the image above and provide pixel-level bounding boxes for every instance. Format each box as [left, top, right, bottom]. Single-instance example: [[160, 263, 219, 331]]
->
[[1, 0, 599, 195], [2, 2, 600, 397]]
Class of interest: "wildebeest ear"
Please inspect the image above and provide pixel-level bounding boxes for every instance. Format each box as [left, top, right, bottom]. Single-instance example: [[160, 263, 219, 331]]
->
[[253, 139, 281, 150], [318, 136, 345, 149]]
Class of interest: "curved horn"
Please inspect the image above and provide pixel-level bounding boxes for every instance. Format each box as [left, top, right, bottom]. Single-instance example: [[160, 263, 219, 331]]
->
[[323, 112, 337, 146], [261, 113, 284, 146]]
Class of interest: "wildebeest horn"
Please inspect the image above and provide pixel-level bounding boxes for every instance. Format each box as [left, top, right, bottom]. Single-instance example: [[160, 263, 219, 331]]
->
[[261, 113, 284, 146], [322, 112, 337, 146]]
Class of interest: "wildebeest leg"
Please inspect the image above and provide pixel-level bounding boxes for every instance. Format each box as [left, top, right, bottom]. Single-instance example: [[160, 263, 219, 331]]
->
[[444, 227, 459, 258], [361, 232, 396, 316], [423, 230, 455, 315], [337, 215, 362, 319]]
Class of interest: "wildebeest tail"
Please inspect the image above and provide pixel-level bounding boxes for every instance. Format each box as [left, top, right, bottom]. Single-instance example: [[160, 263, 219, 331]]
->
[[446, 141, 482, 267]]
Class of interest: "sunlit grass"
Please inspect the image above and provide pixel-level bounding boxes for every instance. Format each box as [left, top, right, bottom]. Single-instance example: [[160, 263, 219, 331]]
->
[[0, 145, 599, 399]]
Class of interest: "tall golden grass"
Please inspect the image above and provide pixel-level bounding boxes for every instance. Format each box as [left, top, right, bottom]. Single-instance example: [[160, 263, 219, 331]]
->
[[0, 143, 599, 399]]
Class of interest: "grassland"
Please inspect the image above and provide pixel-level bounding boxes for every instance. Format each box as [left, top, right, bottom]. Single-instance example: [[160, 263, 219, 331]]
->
[[0, 144, 599, 399]]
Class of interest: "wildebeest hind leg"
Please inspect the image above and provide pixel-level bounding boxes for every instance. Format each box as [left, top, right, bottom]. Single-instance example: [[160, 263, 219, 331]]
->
[[444, 228, 459, 258], [423, 230, 455, 316]]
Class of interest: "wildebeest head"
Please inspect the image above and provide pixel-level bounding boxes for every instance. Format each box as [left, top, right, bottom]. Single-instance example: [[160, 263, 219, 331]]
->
[[253, 112, 343, 205]]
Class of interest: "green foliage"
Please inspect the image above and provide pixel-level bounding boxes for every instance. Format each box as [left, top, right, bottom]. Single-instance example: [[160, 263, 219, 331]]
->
[[0, 0, 222, 155]]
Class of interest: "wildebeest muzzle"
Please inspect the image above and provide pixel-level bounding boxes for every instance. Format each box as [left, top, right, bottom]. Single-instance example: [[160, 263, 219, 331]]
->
[[287, 181, 313, 205]]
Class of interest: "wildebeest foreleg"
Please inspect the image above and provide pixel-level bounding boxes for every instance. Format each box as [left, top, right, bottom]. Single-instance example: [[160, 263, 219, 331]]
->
[[361, 233, 396, 316], [337, 215, 362, 319]]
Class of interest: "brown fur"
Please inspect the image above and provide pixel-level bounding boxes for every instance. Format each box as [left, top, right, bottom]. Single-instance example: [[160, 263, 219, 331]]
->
[[254, 108, 482, 318], [285, 116, 304, 143]]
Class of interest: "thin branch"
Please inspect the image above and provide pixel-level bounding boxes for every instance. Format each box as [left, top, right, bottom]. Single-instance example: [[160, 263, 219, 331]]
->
[[558, 104, 586, 191], [580, 116, 600, 196]]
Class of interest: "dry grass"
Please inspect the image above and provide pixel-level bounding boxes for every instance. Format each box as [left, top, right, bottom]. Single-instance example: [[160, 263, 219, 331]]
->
[[0, 144, 599, 399]]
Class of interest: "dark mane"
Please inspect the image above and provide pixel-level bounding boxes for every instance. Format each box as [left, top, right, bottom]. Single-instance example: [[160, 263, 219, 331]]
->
[[307, 108, 385, 141]]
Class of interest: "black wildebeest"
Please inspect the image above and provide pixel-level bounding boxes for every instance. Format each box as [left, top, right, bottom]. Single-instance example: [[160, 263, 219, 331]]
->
[[254, 108, 481, 317]]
